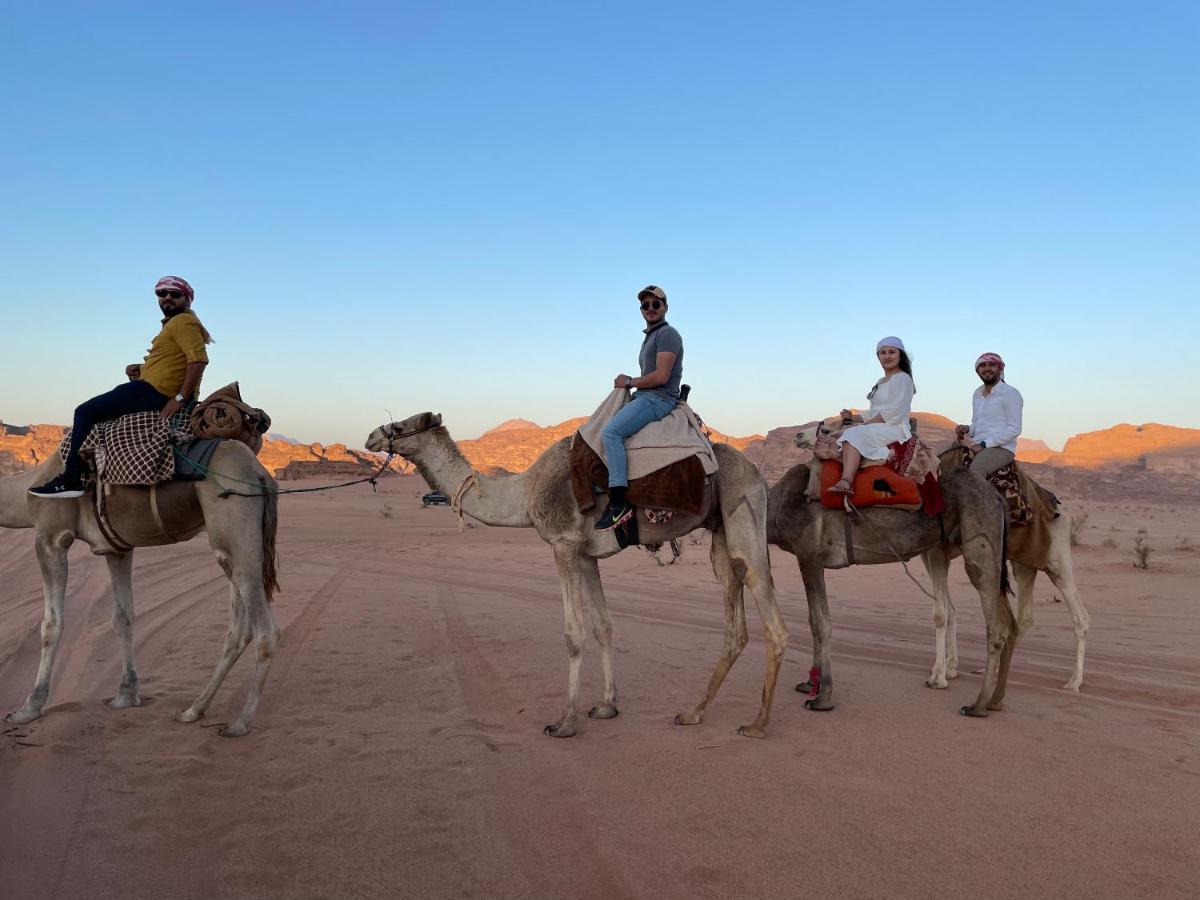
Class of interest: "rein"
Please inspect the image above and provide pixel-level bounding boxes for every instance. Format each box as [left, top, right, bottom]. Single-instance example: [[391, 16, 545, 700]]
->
[[171, 446, 396, 499]]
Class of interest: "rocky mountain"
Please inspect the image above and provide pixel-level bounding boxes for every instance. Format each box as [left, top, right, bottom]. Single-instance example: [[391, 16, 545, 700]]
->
[[0, 422, 68, 475], [1049, 423, 1200, 471], [4, 415, 1198, 489]]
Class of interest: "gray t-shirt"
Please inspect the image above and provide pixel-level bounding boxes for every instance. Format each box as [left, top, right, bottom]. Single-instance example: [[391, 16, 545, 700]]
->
[[637, 321, 684, 401]]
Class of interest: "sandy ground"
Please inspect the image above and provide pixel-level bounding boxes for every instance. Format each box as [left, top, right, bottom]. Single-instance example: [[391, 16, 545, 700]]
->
[[1, 479, 1198, 899]]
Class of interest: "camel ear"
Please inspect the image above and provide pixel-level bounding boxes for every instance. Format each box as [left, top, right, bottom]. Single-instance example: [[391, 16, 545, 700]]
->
[[432, 413, 442, 427], [415, 412, 435, 430]]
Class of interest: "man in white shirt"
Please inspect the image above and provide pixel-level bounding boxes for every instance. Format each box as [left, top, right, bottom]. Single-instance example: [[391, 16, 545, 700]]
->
[[955, 352, 1023, 477]]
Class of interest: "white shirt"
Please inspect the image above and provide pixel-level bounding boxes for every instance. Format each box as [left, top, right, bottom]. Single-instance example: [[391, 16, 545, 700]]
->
[[969, 381, 1023, 452], [866, 371, 915, 436]]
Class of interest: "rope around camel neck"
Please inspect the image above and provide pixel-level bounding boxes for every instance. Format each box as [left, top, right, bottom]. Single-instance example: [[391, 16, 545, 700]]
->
[[171, 446, 395, 498]]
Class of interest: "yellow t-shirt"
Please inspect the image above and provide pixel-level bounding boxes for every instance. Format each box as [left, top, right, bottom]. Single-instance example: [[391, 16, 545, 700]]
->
[[139, 312, 209, 398]]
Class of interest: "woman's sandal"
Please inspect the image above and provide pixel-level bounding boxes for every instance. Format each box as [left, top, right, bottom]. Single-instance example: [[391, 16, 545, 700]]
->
[[826, 479, 853, 494]]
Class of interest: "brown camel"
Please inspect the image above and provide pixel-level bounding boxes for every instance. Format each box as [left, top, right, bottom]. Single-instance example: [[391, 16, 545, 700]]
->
[[925, 449, 1090, 691], [766, 451, 1017, 717], [0, 445, 280, 737], [366, 412, 789, 739]]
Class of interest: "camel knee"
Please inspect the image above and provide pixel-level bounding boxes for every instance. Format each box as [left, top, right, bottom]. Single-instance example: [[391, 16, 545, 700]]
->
[[932, 609, 947, 629], [40, 617, 62, 646], [563, 627, 586, 658]]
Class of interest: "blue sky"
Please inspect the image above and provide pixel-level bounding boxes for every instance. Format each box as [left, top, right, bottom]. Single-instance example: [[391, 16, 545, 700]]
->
[[2, 1, 1196, 449]]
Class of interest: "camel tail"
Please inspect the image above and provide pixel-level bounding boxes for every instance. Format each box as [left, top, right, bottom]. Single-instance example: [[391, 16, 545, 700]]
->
[[1000, 505, 1013, 598], [260, 476, 280, 601]]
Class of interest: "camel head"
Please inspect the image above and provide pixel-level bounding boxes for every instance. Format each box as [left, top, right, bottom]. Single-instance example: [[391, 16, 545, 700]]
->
[[793, 416, 841, 450], [365, 412, 443, 455]]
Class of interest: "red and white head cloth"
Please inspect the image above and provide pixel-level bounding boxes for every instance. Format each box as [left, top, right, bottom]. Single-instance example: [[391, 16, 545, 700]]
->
[[155, 275, 194, 303], [975, 352, 1005, 380]]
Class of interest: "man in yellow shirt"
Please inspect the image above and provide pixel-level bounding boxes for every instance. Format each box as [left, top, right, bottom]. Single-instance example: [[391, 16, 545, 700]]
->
[[30, 276, 211, 499]]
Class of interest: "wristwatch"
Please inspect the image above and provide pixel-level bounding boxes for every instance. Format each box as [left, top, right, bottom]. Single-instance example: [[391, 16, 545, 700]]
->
[[174, 393, 186, 403]]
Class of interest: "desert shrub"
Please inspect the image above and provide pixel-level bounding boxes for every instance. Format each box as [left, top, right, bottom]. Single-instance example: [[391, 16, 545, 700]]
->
[[1177, 536, 1195, 552], [1133, 529, 1153, 569], [1069, 512, 1089, 547], [1101, 538, 1118, 550]]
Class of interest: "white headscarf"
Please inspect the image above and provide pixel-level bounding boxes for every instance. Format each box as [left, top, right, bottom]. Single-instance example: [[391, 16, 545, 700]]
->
[[876, 336, 905, 353]]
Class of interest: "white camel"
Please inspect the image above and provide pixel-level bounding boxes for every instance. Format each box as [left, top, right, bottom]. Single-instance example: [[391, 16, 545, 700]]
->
[[366, 412, 789, 738], [1, 445, 280, 737]]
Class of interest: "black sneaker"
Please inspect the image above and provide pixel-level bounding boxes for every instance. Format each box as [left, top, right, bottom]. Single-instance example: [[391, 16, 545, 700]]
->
[[594, 501, 633, 531], [28, 475, 85, 499]]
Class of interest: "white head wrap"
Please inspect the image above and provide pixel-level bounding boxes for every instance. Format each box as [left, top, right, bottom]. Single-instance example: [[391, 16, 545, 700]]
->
[[876, 336, 905, 353]]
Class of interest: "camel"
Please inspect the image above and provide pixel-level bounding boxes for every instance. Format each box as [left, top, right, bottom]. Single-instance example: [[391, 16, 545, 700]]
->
[[0, 444, 280, 737], [366, 412, 789, 739], [768, 423, 1016, 716], [925, 450, 1090, 692]]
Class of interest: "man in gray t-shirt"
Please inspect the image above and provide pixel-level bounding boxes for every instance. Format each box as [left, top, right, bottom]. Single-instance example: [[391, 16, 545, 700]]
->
[[596, 284, 684, 530]]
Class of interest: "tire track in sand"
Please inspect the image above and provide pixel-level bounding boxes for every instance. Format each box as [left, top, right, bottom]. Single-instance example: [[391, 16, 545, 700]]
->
[[433, 578, 634, 900]]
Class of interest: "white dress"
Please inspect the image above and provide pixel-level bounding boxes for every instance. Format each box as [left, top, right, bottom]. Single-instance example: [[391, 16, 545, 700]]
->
[[836, 372, 914, 461]]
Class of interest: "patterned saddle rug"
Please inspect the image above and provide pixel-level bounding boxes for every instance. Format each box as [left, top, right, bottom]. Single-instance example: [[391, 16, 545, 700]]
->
[[58, 405, 197, 486], [57, 382, 271, 487]]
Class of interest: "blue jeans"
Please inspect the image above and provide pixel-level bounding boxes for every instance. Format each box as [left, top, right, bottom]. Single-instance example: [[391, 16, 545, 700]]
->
[[63, 380, 170, 481], [600, 391, 677, 488]]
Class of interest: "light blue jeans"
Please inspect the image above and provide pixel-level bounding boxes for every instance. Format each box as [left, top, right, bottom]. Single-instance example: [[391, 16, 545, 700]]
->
[[600, 391, 677, 488]]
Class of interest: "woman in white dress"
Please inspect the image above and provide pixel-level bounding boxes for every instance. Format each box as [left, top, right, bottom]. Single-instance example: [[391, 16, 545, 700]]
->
[[827, 336, 916, 494]]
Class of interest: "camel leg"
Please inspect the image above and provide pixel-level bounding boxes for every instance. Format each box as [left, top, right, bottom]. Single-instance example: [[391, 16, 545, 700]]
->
[[6, 531, 73, 724], [985, 561, 1038, 710], [581, 556, 619, 720], [959, 547, 1013, 717], [673, 528, 749, 729], [736, 528, 787, 738], [922, 548, 952, 689], [799, 561, 836, 711], [1043, 548, 1090, 691], [177, 559, 250, 724], [545, 544, 588, 738], [106, 553, 142, 709], [218, 562, 279, 738], [946, 587, 960, 679]]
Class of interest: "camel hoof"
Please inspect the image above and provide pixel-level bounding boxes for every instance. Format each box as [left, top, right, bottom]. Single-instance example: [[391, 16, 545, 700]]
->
[[946, 670, 960, 680], [543, 723, 577, 738], [107, 695, 142, 710], [218, 722, 250, 738], [4, 708, 40, 725], [673, 713, 702, 726], [986, 700, 1005, 712], [803, 698, 835, 712], [587, 705, 619, 720], [737, 725, 767, 739], [1062, 680, 1082, 692], [925, 677, 949, 690], [794, 681, 813, 693], [175, 708, 202, 724], [959, 705, 989, 718]]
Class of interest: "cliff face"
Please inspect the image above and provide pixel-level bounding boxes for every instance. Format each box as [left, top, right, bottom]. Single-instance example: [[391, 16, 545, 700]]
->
[[1050, 423, 1200, 470], [0, 422, 69, 475], [5, 415, 1199, 487]]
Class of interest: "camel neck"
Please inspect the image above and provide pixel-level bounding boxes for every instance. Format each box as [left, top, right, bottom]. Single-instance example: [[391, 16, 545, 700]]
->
[[411, 430, 532, 528]]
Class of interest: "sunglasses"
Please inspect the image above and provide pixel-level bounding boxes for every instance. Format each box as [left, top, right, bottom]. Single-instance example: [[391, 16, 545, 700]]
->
[[155, 289, 184, 299], [639, 299, 663, 311]]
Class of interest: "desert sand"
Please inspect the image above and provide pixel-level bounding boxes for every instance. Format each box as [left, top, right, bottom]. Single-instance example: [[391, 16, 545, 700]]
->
[[1, 479, 1198, 899]]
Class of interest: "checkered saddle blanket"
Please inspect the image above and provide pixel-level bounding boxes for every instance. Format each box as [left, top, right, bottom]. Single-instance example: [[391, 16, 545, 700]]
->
[[58, 406, 195, 486]]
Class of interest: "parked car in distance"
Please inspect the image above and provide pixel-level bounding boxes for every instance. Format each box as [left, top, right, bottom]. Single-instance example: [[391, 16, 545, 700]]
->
[[422, 490, 451, 507]]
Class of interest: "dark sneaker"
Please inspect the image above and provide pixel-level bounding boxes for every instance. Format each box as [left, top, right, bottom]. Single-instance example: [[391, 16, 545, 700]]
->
[[594, 501, 633, 531], [28, 475, 85, 499]]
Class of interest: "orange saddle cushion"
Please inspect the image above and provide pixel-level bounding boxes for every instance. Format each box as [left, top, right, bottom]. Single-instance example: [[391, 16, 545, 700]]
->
[[819, 460, 922, 510]]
